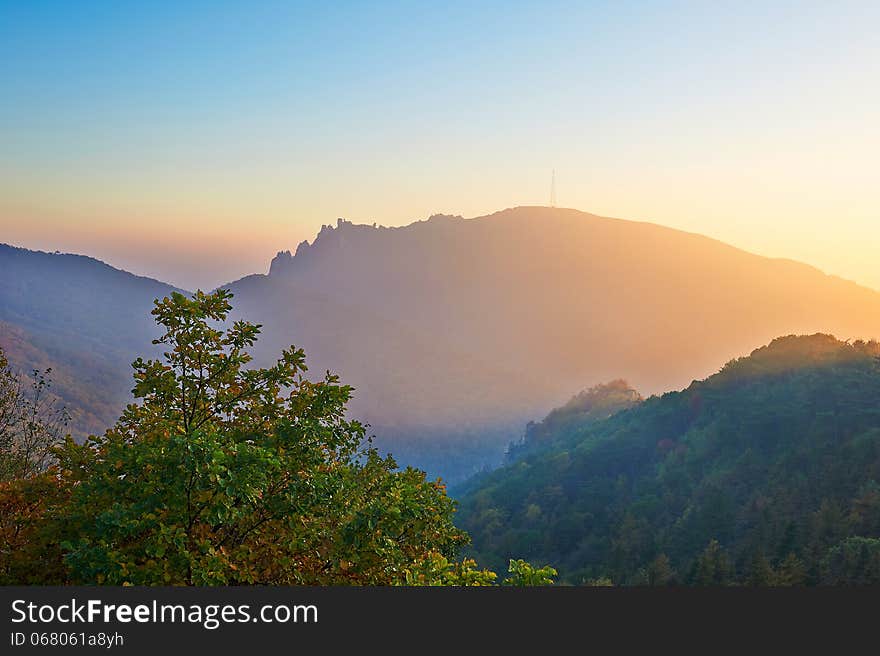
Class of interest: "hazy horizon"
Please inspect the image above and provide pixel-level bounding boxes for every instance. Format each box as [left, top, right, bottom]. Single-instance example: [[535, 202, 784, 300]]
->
[[2, 2, 878, 291]]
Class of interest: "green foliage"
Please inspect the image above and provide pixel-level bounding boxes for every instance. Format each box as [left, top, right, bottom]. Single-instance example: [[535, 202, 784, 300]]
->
[[745, 550, 774, 586], [501, 559, 557, 586], [402, 553, 498, 586], [772, 553, 806, 586], [692, 540, 733, 586], [820, 537, 880, 585], [643, 553, 676, 586], [458, 334, 880, 585]]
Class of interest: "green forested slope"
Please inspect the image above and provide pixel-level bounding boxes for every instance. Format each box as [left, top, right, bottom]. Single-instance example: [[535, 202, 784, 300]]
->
[[457, 334, 880, 585]]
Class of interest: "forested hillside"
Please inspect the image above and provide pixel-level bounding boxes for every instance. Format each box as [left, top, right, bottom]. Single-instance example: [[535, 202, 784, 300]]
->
[[0, 244, 181, 434], [503, 380, 642, 463], [457, 334, 880, 585]]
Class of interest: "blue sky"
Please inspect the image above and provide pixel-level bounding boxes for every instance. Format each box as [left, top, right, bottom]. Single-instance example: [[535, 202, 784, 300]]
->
[[1, 1, 878, 290]]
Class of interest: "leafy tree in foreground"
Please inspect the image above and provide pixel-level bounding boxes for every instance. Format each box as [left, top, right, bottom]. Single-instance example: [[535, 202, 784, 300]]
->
[[51, 290, 553, 586]]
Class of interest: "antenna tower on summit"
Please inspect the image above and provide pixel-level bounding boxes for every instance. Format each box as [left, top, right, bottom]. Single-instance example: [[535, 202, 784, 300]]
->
[[550, 169, 557, 207]]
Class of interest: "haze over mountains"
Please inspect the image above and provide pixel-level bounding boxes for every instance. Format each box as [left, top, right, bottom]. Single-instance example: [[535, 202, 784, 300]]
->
[[3, 206, 880, 480]]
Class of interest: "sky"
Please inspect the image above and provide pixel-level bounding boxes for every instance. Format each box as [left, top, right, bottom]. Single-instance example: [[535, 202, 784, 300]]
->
[[1, 1, 878, 291]]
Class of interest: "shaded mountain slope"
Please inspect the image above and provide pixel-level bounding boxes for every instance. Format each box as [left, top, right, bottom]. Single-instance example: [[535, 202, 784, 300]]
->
[[0, 244, 182, 435]]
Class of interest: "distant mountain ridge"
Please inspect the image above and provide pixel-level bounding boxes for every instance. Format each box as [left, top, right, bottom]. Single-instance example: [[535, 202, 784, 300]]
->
[[223, 206, 880, 479], [3, 207, 880, 481], [0, 243, 182, 434]]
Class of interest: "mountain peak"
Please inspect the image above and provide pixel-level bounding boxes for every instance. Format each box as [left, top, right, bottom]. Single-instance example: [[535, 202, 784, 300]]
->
[[713, 333, 880, 385]]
